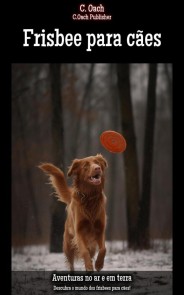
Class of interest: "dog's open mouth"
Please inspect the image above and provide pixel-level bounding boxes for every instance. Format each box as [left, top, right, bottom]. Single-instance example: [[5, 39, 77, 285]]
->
[[89, 173, 102, 185]]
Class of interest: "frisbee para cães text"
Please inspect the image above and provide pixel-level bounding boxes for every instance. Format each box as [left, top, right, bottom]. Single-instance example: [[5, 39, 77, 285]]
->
[[100, 130, 127, 153]]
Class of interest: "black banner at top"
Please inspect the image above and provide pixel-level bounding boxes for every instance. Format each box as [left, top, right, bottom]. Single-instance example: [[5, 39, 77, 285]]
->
[[9, 2, 173, 63]]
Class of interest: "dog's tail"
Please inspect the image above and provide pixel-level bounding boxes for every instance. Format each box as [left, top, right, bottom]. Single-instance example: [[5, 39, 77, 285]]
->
[[38, 163, 71, 204]]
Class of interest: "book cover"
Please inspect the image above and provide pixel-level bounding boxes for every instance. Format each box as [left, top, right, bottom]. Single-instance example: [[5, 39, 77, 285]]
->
[[10, 3, 173, 294]]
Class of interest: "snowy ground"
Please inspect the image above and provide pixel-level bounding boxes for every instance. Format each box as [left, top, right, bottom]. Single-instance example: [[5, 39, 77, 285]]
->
[[12, 240, 172, 271], [12, 240, 172, 294]]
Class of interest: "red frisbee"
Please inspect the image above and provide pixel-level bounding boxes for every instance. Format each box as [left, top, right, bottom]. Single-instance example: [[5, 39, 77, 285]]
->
[[100, 130, 127, 153]]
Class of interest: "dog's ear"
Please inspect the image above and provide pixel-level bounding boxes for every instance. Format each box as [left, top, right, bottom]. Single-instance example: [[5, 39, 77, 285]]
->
[[67, 159, 81, 177], [96, 154, 108, 168]]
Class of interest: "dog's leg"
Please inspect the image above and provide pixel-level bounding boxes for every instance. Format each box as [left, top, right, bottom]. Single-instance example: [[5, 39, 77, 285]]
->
[[63, 232, 75, 271], [77, 238, 94, 271], [63, 244, 75, 271], [76, 220, 94, 271], [95, 233, 106, 271]]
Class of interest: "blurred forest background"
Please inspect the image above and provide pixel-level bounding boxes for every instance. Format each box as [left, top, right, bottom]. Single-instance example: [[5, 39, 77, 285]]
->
[[12, 63, 172, 251]]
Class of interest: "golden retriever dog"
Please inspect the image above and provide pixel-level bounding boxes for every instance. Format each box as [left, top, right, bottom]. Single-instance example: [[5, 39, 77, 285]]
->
[[39, 154, 108, 271]]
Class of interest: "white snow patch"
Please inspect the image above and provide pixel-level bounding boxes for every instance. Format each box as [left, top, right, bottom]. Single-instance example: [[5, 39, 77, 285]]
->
[[12, 240, 172, 271]]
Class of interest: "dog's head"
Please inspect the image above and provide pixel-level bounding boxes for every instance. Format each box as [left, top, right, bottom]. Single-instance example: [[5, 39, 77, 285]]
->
[[67, 154, 108, 187]]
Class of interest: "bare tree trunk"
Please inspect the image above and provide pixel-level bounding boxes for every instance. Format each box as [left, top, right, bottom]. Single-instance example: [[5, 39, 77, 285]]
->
[[106, 64, 120, 241], [85, 65, 95, 155], [13, 98, 42, 240], [117, 64, 140, 249], [49, 63, 65, 253], [137, 64, 157, 249], [68, 64, 95, 158], [164, 63, 172, 112]]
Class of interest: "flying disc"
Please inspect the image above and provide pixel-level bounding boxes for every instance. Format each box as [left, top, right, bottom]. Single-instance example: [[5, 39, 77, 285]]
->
[[100, 130, 127, 153]]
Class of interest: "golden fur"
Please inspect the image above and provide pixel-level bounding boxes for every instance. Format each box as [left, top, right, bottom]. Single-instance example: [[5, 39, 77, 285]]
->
[[39, 154, 108, 271]]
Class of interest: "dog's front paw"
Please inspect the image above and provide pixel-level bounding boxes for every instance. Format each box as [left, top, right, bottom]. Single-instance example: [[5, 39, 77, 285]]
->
[[85, 260, 94, 272], [85, 266, 94, 272], [95, 259, 104, 271]]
